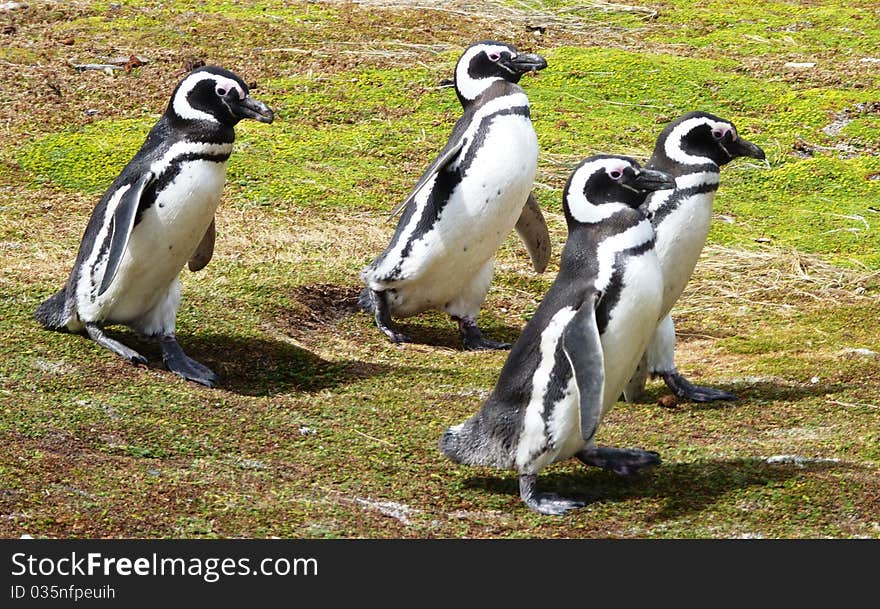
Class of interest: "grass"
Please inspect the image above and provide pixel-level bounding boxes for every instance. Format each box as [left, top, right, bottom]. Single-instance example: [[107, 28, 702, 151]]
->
[[0, 0, 878, 538]]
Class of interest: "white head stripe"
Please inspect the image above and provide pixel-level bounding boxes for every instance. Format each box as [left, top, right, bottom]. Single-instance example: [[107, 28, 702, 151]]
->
[[455, 44, 511, 101], [664, 116, 733, 165], [172, 72, 243, 123], [566, 159, 633, 224]]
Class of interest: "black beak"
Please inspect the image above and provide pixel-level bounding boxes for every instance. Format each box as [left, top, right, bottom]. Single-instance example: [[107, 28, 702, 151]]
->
[[727, 136, 765, 160], [229, 95, 275, 123], [632, 168, 675, 192], [505, 52, 548, 76]]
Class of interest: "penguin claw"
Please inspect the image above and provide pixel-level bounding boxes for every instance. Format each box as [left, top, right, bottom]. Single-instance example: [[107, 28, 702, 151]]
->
[[661, 371, 736, 403]]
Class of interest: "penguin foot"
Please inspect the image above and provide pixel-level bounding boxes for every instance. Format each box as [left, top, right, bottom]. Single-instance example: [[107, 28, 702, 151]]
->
[[381, 328, 412, 344], [519, 474, 585, 516], [456, 317, 511, 351], [576, 446, 661, 476], [158, 335, 219, 388], [85, 323, 148, 365], [661, 371, 736, 402], [368, 289, 411, 344]]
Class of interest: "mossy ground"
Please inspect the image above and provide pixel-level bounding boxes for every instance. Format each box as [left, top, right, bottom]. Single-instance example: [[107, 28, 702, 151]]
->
[[0, 0, 877, 538]]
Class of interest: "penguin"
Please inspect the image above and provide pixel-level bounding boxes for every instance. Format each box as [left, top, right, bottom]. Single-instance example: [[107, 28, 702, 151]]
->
[[440, 155, 675, 515], [623, 111, 765, 403], [359, 41, 549, 350], [34, 66, 274, 387]]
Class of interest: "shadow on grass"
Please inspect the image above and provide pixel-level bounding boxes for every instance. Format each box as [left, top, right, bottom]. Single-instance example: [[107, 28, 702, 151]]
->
[[464, 457, 858, 521], [89, 329, 393, 397], [628, 379, 845, 410], [184, 333, 395, 396], [392, 316, 524, 351]]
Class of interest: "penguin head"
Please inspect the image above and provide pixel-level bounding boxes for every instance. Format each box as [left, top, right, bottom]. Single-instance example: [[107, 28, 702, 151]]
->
[[167, 66, 275, 127], [563, 155, 675, 225], [454, 41, 547, 105], [653, 111, 765, 173]]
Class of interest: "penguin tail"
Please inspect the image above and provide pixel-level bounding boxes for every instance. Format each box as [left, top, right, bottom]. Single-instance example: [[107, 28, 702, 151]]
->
[[357, 287, 374, 314], [34, 289, 71, 330]]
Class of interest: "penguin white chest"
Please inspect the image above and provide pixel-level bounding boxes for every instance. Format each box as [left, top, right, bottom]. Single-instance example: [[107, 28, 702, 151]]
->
[[598, 251, 665, 414], [654, 190, 716, 316], [527, 251, 664, 469], [93, 159, 228, 323], [391, 114, 538, 315]]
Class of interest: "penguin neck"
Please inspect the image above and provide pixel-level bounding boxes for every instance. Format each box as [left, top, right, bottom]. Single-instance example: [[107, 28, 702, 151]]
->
[[459, 79, 526, 111], [648, 151, 719, 178], [165, 113, 236, 145]]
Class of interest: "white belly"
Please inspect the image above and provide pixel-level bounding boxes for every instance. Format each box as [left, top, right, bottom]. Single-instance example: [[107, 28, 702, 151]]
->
[[598, 253, 665, 415], [377, 114, 538, 317], [83, 160, 227, 324], [654, 191, 714, 316], [548, 253, 664, 466]]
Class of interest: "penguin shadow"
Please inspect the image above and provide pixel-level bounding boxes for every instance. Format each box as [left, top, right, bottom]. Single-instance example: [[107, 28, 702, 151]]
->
[[465, 457, 859, 520], [104, 329, 392, 396], [184, 333, 395, 396], [276, 281, 525, 350], [393, 313, 524, 351], [631, 378, 847, 411]]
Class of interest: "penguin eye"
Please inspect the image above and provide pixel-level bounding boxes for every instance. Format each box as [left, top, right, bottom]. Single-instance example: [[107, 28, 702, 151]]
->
[[608, 169, 623, 180], [216, 87, 228, 97], [487, 51, 502, 62], [712, 128, 726, 140]]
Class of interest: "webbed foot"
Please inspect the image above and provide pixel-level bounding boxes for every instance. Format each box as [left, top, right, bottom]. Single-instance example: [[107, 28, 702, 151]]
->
[[457, 316, 510, 351], [576, 446, 661, 476], [519, 474, 585, 516], [661, 371, 736, 402], [85, 323, 147, 365], [158, 335, 219, 388]]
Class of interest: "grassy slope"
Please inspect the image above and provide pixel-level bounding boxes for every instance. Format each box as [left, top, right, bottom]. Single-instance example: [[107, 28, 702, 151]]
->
[[0, 0, 877, 538]]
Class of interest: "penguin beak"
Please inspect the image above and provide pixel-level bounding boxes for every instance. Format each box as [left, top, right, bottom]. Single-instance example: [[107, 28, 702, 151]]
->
[[727, 136, 765, 160], [505, 53, 548, 76], [631, 168, 675, 192], [229, 95, 275, 123]]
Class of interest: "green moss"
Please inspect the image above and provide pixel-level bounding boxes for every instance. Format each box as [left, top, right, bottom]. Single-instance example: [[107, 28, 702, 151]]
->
[[17, 118, 154, 194]]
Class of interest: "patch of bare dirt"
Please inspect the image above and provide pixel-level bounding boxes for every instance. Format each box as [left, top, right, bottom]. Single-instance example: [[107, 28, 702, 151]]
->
[[277, 283, 363, 344]]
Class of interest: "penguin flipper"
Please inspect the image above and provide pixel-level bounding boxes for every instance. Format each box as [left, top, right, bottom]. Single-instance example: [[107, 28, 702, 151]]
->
[[514, 191, 551, 273], [98, 171, 156, 296], [188, 218, 216, 272], [387, 116, 470, 220], [561, 292, 605, 443]]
